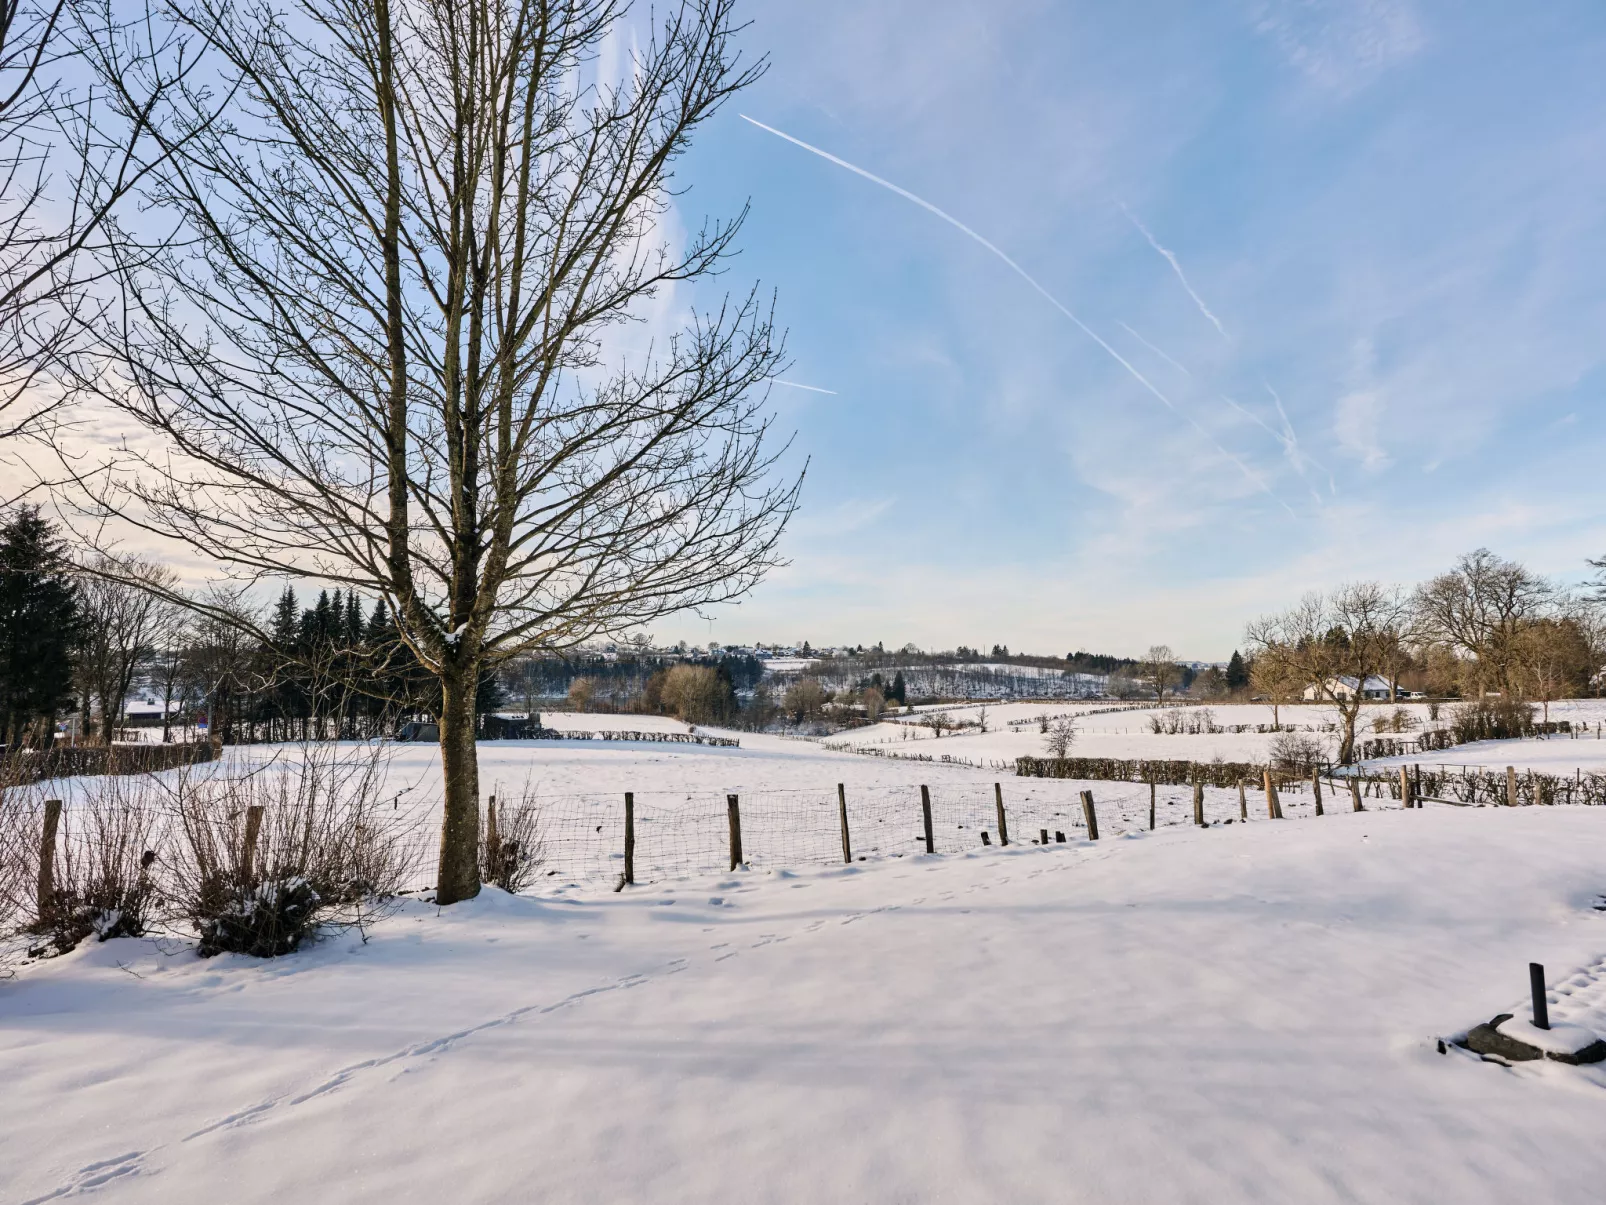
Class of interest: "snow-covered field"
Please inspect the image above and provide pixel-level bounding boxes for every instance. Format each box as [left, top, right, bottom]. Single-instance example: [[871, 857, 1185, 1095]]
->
[[6, 788, 1606, 1203], [836, 699, 1606, 774]]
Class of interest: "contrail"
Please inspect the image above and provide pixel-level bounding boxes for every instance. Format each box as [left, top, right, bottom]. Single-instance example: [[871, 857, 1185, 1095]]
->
[[1119, 204, 1229, 341], [1118, 321, 1192, 379], [769, 379, 838, 395], [740, 114, 1288, 513], [1264, 383, 1335, 496]]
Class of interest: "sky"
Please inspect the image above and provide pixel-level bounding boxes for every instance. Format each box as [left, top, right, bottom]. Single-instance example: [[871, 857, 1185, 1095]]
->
[[641, 0, 1606, 658]]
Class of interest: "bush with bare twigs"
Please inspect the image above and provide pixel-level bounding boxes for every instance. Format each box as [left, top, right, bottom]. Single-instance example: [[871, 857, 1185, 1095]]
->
[[1268, 731, 1328, 774], [157, 746, 418, 958], [480, 789, 545, 894]]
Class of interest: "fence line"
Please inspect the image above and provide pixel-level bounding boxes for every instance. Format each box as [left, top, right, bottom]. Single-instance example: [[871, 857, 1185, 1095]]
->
[[3, 741, 217, 785]]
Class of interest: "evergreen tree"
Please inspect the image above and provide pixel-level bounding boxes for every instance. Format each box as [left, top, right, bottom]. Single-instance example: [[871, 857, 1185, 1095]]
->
[[889, 670, 906, 705], [270, 585, 299, 648], [0, 508, 82, 749], [343, 591, 363, 648], [1225, 649, 1249, 692]]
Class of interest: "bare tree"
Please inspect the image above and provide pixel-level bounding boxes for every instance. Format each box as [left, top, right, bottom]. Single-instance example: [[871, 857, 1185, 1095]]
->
[[1245, 583, 1407, 764], [1043, 716, 1075, 761], [74, 554, 174, 743], [0, 1, 194, 454], [1248, 653, 1300, 728], [70, 0, 798, 903], [1413, 550, 1552, 697], [146, 592, 192, 742], [1512, 615, 1594, 724], [1142, 644, 1178, 703]]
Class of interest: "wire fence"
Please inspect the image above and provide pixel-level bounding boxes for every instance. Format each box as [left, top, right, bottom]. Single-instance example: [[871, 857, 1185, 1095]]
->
[[382, 778, 1348, 893]]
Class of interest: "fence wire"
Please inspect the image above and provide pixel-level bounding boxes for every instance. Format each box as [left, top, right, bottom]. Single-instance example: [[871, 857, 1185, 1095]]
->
[[384, 780, 1273, 892]]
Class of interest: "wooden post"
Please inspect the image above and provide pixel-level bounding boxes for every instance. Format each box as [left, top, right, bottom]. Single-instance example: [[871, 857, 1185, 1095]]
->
[[1263, 769, 1283, 819], [1238, 779, 1247, 821], [1150, 782, 1157, 830], [1080, 790, 1100, 841], [624, 793, 636, 885], [1350, 775, 1363, 812], [1413, 763, 1422, 805], [1531, 962, 1550, 1030], [1311, 771, 1323, 817], [485, 794, 500, 861], [993, 782, 1010, 846], [837, 783, 852, 864], [1039, 828, 1049, 845], [1399, 767, 1413, 810], [727, 794, 743, 869], [1192, 780, 1205, 827], [242, 804, 264, 882], [920, 785, 934, 854], [1506, 765, 1517, 807], [37, 798, 62, 917]]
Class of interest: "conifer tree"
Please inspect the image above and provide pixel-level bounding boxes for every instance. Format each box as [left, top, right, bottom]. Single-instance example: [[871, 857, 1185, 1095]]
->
[[0, 508, 82, 748]]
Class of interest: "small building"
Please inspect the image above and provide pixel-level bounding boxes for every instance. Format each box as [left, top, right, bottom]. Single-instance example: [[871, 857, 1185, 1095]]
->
[[1303, 675, 1395, 702]]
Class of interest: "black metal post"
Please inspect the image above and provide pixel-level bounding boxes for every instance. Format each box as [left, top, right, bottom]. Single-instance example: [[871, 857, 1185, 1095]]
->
[[1531, 962, 1550, 1030], [920, 785, 934, 854]]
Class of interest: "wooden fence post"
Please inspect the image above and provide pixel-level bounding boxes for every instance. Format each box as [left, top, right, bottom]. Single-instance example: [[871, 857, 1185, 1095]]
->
[[1399, 767, 1413, 810], [1080, 790, 1100, 840], [242, 804, 264, 882], [1311, 770, 1323, 817], [920, 785, 934, 854], [1238, 779, 1247, 821], [727, 794, 743, 869], [994, 782, 1010, 846], [1192, 780, 1205, 827], [1350, 775, 1363, 812], [1506, 765, 1517, 807], [485, 794, 500, 863], [37, 798, 62, 917], [624, 793, 636, 885], [837, 783, 852, 864], [1150, 781, 1157, 830], [1263, 769, 1283, 819]]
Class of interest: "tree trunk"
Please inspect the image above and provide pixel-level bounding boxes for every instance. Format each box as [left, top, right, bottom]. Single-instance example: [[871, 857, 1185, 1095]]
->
[[1339, 710, 1357, 765], [436, 668, 482, 905]]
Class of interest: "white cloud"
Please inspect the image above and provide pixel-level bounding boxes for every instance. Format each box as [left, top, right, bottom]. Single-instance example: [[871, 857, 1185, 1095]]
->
[[1249, 0, 1425, 92]]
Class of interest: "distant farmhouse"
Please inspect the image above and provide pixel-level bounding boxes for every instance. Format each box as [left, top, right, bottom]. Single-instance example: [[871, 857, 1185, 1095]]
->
[[1303, 675, 1414, 702]]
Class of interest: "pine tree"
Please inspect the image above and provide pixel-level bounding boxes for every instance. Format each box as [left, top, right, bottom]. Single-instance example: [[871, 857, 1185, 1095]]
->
[[1226, 649, 1248, 692], [343, 591, 363, 649], [890, 671, 906, 705], [0, 507, 82, 749], [270, 585, 299, 648]]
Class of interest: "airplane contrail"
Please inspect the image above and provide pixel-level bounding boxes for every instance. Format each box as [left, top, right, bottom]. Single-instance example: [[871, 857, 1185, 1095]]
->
[[1119, 204, 1229, 341], [1118, 321, 1193, 379], [740, 114, 1288, 514], [770, 379, 839, 395]]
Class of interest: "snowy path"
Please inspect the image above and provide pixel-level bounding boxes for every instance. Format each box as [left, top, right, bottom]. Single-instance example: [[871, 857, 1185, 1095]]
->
[[6, 806, 1606, 1202]]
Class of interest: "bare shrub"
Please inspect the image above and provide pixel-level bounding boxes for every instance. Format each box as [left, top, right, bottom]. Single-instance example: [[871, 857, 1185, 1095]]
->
[[1269, 731, 1327, 774], [1044, 718, 1077, 761], [158, 745, 416, 957], [39, 777, 162, 954], [481, 790, 545, 894], [1450, 698, 1535, 744]]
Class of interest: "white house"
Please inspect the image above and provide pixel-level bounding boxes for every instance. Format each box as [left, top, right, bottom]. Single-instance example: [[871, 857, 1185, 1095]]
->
[[1303, 675, 1395, 702]]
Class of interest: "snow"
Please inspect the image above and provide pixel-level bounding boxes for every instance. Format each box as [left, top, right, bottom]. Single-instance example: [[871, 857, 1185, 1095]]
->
[[1496, 1016, 1603, 1056], [1370, 730, 1606, 775], [833, 699, 1606, 775], [7, 757, 1606, 1202]]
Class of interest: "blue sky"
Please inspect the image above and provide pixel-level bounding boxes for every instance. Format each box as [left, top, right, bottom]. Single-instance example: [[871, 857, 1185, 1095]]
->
[[649, 0, 1606, 659]]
